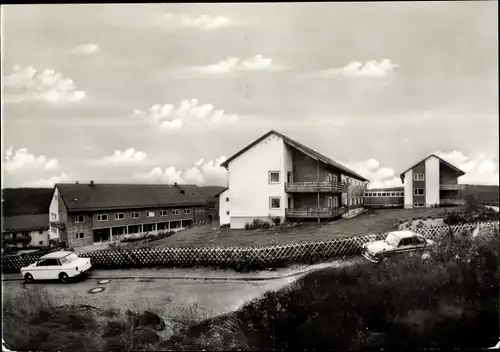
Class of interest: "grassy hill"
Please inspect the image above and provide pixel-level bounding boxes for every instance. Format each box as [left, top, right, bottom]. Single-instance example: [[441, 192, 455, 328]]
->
[[1, 188, 53, 217], [464, 184, 499, 204]]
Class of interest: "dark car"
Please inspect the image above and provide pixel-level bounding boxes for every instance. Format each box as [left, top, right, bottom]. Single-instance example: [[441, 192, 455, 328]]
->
[[361, 230, 435, 264]]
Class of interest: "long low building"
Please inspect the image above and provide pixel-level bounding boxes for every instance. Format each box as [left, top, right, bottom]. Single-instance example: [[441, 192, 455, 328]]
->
[[49, 182, 211, 248]]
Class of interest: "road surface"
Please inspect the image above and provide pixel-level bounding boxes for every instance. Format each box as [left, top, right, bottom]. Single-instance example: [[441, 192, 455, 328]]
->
[[2, 258, 364, 320]]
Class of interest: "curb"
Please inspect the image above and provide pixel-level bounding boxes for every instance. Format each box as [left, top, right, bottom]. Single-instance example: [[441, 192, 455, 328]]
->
[[2, 259, 360, 283]]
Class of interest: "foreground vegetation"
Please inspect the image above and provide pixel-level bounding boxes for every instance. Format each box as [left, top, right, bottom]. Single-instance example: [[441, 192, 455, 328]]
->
[[164, 226, 499, 350]]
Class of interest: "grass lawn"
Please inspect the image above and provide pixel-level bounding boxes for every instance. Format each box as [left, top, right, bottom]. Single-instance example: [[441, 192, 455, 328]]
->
[[139, 206, 468, 248]]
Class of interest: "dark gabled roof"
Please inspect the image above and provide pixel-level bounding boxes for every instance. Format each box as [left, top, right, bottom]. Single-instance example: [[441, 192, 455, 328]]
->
[[56, 183, 207, 212], [213, 188, 228, 197], [400, 154, 466, 182], [1, 188, 53, 217], [220, 130, 369, 182], [2, 214, 49, 233], [198, 186, 227, 200]]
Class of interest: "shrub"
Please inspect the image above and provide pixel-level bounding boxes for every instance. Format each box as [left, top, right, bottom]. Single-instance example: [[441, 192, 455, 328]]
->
[[271, 216, 281, 226], [220, 224, 230, 229]]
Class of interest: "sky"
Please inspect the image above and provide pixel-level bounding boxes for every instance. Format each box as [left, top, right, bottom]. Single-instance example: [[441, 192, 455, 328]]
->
[[1, 2, 498, 189]]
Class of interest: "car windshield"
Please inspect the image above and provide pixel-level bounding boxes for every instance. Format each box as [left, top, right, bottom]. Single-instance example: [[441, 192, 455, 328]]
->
[[60, 253, 79, 264], [385, 233, 400, 247]]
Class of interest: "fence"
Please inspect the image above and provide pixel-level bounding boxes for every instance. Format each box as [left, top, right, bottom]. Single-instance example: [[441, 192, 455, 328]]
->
[[2, 221, 498, 273]]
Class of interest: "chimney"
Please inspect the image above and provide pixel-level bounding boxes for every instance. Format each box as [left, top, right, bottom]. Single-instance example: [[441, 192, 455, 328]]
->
[[90, 180, 94, 186]]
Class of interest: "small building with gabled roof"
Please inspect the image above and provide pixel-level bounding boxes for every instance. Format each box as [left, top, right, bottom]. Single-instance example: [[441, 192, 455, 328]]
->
[[219, 130, 369, 229], [399, 154, 466, 208]]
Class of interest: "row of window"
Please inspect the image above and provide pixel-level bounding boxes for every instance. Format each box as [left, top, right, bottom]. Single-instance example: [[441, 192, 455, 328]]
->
[[267, 171, 364, 185], [365, 192, 404, 197], [74, 209, 192, 223], [414, 173, 425, 181]]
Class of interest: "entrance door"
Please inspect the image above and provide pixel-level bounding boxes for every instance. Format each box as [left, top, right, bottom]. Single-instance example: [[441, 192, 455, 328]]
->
[[327, 196, 333, 209]]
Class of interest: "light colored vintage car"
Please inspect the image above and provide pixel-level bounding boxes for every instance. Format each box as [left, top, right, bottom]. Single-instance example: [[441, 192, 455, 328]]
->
[[20, 251, 92, 283], [361, 230, 435, 264]]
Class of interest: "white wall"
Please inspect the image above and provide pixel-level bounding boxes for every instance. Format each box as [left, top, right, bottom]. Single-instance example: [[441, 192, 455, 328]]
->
[[218, 189, 231, 226], [404, 169, 413, 208], [227, 133, 286, 229], [29, 230, 50, 247], [283, 143, 294, 209], [48, 187, 60, 240], [425, 156, 440, 207]]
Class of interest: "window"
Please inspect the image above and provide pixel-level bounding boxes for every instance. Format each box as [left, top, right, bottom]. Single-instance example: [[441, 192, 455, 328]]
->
[[184, 209, 191, 215], [414, 188, 424, 196], [144, 223, 156, 232], [39, 241, 43, 245], [269, 171, 280, 184], [115, 213, 125, 220], [414, 202, 425, 208], [131, 212, 140, 218], [172, 210, 180, 216], [50, 213, 56, 220], [226, 211, 230, 216], [97, 214, 108, 221], [76, 232, 84, 239], [270, 197, 281, 209], [160, 210, 168, 216], [414, 173, 425, 181], [74, 215, 84, 223], [226, 197, 229, 202], [146, 211, 155, 218], [327, 196, 333, 208], [128, 225, 140, 234], [37, 258, 59, 267]]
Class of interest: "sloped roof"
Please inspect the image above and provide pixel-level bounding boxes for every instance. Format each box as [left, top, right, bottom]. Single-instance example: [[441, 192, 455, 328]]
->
[[198, 186, 227, 200], [2, 214, 49, 233], [220, 130, 369, 182], [56, 183, 207, 212], [400, 154, 466, 182]]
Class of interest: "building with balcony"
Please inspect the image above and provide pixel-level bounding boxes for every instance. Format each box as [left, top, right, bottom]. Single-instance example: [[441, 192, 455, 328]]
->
[[48, 182, 210, 248], [400, 154, 466, 208], [2, 214, 50, 249], [218, 130, 369, 229]]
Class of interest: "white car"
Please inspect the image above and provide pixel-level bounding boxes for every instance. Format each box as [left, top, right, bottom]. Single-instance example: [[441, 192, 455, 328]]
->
[[361, 230, 435, 264], [20, 251, 92, 283]]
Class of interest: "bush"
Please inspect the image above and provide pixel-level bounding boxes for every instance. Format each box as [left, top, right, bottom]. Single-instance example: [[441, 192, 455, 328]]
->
[[167, 227, 500, 350], [244, 218, 273, 230], [220, 224, 230, 229]]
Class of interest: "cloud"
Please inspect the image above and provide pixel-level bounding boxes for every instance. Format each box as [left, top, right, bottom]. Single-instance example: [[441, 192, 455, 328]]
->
[[343, 158, 402, 189], [134, 99, 238, 130], [3, 65, 85, 104], [72, 44, 101, 55], [435, 151, 499, 185], [99, 148, 147, 165], [135, 156, 228, 186], [25, 172, 72, 188], [3, 147, 59, 172], [192, 55, 286, 74], [320, 59, 399, 78], [163, 13, 231, 30]]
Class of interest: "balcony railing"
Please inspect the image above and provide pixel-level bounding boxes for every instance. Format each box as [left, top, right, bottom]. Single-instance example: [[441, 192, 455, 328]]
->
[[285, 181, 348, 193], [440, 184, 465, 191], [285, 207, 347, 219]]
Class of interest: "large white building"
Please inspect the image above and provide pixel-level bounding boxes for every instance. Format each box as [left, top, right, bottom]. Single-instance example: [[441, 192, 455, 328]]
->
[[400, 154, 466, 208], [218, 130, 368, 229]]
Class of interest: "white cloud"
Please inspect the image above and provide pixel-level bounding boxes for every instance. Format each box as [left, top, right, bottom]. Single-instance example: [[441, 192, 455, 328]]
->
[[134, 99, 238, 130], [163, 13, 231, 30], [435, 151, 499, 185], [3, 66, 85, 104], [99, 148, 147, 165], [135, 156, 228, 186], [25, 172, 71, 188], [320, 59, 399, 78], [72, 44, 101, 55], [343, 158, 402, 189], [3, 147, 59, 172], [193, 55, 286, 74]]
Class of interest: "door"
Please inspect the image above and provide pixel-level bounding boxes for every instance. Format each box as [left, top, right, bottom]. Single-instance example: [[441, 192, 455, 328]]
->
[[326, 197, 333, 209], [35, 258, 61, 280], [326, 173, 333, 183], [287, 172, 293, 183]]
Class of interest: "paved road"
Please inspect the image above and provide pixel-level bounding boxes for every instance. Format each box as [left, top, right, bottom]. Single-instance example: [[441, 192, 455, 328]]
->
[[2, 258, 364, 320]]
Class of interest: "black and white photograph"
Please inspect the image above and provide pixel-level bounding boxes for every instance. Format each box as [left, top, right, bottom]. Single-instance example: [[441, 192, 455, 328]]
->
[[1, 2, 499, 351]]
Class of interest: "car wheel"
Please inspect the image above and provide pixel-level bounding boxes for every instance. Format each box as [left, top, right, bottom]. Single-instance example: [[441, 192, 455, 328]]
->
[[24, 273, 34, 283], [59, 272, 69, 283]]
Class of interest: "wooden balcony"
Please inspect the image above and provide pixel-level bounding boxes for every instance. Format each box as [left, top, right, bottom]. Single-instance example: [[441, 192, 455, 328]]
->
[[440, 184, 465, 191], [285, 207, 347, 219], [285, 181, 347, 193]]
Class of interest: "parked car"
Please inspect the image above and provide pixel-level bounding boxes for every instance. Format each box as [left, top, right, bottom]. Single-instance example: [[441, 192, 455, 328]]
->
[[20, 251, 92, 283], [361, 230, 435, 264]]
